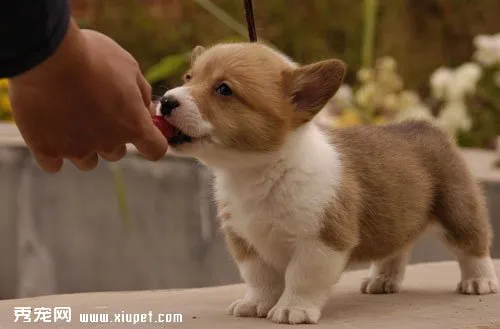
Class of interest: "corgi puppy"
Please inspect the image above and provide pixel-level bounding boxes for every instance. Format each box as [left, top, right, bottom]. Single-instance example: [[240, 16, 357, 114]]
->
[[158, 42, 498, 324]]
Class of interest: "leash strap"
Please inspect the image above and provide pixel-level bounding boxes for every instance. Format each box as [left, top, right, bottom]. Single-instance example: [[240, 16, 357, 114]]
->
[[244, 0, 257, 42]]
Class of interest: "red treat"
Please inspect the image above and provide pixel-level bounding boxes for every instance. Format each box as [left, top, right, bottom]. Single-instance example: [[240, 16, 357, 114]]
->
[[152, 115, 175, 139]]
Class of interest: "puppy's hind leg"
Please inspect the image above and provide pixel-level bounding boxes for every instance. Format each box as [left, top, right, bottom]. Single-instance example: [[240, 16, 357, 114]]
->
[[451, 249, 498, 295], [433, 166, 498, 295], [360, 247, 411, 294]]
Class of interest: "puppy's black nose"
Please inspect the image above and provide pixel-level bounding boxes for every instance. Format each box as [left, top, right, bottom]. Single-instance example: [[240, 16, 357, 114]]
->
[[159, 95, 180, 117]]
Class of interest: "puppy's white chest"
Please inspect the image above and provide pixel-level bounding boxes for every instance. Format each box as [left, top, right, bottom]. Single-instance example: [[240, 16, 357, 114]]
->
[[215, 170, 335, 269], [214, 123, 343, 269], [221, 192, 303, 269]]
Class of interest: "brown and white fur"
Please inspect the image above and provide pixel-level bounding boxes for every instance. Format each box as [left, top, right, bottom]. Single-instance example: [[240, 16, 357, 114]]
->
[[158, 42, 498, 324]]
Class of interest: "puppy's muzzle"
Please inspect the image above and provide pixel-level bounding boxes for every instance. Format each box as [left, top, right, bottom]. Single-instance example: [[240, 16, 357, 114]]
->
[[160, 95, 180, 117], [158, 94, 193, 146]]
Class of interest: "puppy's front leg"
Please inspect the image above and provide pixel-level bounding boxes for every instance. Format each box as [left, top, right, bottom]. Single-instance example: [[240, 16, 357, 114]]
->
[[225, 230, 284, 318], [267, 240, 349, 324]]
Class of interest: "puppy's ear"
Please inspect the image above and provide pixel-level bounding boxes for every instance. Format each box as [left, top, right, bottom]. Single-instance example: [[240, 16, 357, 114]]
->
[[283, 59, 346, 124], [191, 45, 206, 64]]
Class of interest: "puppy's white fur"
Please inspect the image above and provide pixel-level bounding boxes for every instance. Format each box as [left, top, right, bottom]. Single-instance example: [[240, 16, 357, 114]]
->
[[164, 87, 213, 139]]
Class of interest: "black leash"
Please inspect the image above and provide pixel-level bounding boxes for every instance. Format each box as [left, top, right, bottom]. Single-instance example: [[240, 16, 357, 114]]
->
[[244, 0, 257, 42]]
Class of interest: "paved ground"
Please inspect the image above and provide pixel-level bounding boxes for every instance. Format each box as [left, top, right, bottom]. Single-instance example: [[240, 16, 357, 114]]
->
[[0, 260, 499, 328]]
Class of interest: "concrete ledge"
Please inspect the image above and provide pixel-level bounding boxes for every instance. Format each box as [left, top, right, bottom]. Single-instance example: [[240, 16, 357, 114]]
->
[[0, 122, 142, 153], [0, 260, 499, 328], [2, 122, 500, 179]]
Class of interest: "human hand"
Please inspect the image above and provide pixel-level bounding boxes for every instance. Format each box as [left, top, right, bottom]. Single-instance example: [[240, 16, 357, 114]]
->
[[8, 19, 167, 172]]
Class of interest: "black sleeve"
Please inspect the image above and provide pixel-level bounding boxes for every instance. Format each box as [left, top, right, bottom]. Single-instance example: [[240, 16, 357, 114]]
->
[[0, 0, 70, 78]]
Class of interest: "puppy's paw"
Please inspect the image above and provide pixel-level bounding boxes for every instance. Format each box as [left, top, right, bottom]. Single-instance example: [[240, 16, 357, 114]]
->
[[360, 276, 401, 294], [267, 304, 321, 324], [227, 297, 276, 318], [456, 277, 499, 295]]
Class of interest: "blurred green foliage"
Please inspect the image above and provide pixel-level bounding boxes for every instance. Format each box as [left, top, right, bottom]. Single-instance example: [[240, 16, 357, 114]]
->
[[86, 0, 500, 90], [145, 53, 188, 86], [82, 0, 500, 149], [86, 0, 365, 88]]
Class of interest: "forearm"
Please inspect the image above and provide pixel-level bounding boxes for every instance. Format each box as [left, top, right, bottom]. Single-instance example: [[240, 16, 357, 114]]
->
[[0, 0, 70, 78]]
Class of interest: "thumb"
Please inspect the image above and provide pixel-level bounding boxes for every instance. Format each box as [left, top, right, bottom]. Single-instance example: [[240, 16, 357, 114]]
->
[[133, 113, 168, 161]]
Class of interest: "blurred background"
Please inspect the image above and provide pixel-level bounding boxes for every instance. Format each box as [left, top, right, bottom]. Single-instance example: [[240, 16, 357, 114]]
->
[[0, 0, 500, 300]]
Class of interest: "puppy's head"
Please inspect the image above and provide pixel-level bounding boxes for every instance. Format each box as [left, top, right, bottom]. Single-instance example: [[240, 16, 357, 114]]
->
[[159, 43, 345, 168]]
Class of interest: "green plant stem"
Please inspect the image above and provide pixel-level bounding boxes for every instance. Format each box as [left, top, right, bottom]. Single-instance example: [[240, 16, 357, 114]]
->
[[109, 163, 131, 229], [192, 0, 269, 43], [192, 0, 250, 39], [144, 53, 189, 85], [361, 0, 377, 69]]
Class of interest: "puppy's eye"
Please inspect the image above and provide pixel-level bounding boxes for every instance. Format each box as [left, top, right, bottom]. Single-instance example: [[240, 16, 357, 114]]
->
[[216, 83, 232, 96], [184, 74, 192, 81]]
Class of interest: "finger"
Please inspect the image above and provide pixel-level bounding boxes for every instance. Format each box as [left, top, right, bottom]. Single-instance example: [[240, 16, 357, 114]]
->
[[99, 145, 127, 162], [133, 117, 168, 161], [150, 101, 160, 116], [32, 151, 64, 173], [137, 73, 153, 110], [70, 153, 99, 171]]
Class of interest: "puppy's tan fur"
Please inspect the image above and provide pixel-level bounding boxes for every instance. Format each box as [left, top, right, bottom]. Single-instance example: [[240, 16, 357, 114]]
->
[[322, 123, 492, 262], [160, 42, 498, 325]]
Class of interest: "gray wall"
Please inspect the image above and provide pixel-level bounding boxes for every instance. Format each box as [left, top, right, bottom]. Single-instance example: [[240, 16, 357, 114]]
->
[[0, 146, 499, 300]]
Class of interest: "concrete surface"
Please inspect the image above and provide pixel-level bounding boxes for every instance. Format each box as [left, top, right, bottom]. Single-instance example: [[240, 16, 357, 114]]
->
[[0, 147, 238, 300], [1, 134, 500, 299], [0, 260, 499, 329]]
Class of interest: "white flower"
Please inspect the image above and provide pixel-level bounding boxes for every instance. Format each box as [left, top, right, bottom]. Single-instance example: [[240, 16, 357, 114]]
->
[[354, 83, 375, 108], [436, 100, 472, 134], [357, 68, 373, 83], [446, 79, 467, 101], [377, 70, 403, 92], [430, 67, 453, 100], [473, 50, 498, 67], [377, 56, 397, 72], [383, 93, 399, 111], [431, 63, 481, 102], [447, 64, 481, 101], [399, 90, 421, 109], [376, 70, 393, 89], [456, 62, 482, 85], [395, 104, 434, 122], [472, 33, 500, 67], [334, 84, 353, 104], [473, 35, 493, 50]]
